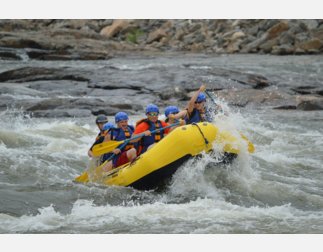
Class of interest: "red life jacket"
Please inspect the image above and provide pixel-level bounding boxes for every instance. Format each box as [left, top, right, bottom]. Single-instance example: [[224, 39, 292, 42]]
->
[[136, 119, 164, 155]]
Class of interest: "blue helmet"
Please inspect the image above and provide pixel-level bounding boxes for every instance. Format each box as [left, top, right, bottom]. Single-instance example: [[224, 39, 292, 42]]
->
[[164, 106, 180, 117], [115, 112, 129, 123], [196, 93, 206, 103], [145, 104, 159, 114], [103, 122, 114, 131], [95, 114, 108, 124]]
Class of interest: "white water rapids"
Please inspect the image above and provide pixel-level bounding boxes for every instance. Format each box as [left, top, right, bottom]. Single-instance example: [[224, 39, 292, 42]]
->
[[0, 105, 322, 234]]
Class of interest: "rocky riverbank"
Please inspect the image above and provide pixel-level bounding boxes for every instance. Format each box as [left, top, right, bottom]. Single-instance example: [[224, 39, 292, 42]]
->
[[0, 19, 323, 61]]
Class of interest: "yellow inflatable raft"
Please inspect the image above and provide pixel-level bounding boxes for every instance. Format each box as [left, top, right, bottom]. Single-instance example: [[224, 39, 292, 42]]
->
[[75, 122, 254, 190]]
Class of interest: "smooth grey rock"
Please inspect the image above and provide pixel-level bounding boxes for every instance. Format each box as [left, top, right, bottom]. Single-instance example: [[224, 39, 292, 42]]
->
[[0, 83, 47, 97], [297, 98, 323, 110], [30, 108, 93, 118], [0, 67, 89, 83]]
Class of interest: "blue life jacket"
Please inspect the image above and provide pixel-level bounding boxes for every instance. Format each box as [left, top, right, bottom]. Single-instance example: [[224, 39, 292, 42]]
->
[[109, 125, 135, 150], [186, 108, 204, 124], [139, 119, 164, 154], [186, 108, 213, 124], [109, 125, 135, 167]]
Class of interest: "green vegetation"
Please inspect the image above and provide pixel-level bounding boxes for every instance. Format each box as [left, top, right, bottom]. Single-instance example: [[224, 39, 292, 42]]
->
[[126, 28, 144, 44]]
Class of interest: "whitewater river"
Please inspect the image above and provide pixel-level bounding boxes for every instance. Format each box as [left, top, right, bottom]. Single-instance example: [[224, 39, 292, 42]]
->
[[0, 55, 323, 234]]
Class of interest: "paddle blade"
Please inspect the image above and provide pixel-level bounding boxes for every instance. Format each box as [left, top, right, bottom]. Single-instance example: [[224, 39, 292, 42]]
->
[[217, 131, 255, 154], [92, 140, 123, 157], [240, 134, 255, 153], [74, 172, 89, 183], [217, 131, 240, 154]]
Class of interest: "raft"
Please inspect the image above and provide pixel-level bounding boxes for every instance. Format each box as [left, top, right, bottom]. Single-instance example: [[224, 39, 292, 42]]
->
[[75, 122, 254, 190]]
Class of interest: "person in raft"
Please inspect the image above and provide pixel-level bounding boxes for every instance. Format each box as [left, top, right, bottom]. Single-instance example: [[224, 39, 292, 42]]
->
[[99, 122, 115, 164], [88, 114, 111, 158], [169, 84, 215, 124], [102, 112, 137, 172], [132, 104, 181, 155]]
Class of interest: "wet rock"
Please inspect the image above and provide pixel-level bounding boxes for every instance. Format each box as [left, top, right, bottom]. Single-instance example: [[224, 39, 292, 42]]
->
[[291, 86, 323, 95], [301, 20, 319, 30], [271, 44, 295, 55], [226, 39, 242, 53], [0, 51, 21, 60], [87, 88, 133, 97], [242, 33, 268, 53], [26, 49, 112, 60], [296, 38, 323, 52], [0, 67, 89, 83], [267, 21, 289, 40], [215, 88, 295, 108], [147, 28, 167, 44], [100, 19, 130, 38], [157, 86, 189, 101], [70, 97, 109, 110], [259, 20, 281, 31], [259, 38, 279, 53], [206, 68, 270, 89], [0, 83, 48, 97], [0, 35, 44, 49], [279, 31, 295, 45], [91, 107, 127, 116], [27, 80, 89, 96], [296, 96, 323, 110], [273, 105, 297, 110], [26, 98, 75, 111], [231, 31, 246, 41], [311, 27, 323, 40], [31, 108, 93, 118]]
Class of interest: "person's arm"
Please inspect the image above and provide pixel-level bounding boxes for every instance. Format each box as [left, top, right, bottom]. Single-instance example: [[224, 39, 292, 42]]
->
[[169, 109, 188, 120], [187, 84, 206, 114], [88, 149, 93, 157], [160, 121, 172, 134], [130, 123, 151, 142]]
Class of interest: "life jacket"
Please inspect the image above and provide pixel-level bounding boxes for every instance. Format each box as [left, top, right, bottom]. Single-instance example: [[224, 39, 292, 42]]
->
[[90, 130, 109, 150], [185, 108, 206, 124], [109, 125, 135, 167], [109, 125, 135, 151], [136, 119, 164, 155]]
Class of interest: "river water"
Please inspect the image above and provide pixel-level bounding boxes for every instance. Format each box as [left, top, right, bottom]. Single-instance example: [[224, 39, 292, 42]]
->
[[0, 54, 323, 234]]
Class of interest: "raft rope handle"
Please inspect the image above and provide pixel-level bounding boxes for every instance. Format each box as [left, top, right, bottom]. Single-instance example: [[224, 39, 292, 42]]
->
[[192, 123, 209, 146]]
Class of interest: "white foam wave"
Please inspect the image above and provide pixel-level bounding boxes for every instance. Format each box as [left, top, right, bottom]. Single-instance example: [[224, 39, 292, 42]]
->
[[2, 197, 323, 233]]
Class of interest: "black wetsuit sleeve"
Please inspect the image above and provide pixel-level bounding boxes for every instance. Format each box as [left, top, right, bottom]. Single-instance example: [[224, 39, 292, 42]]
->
[[89, 135, 105, 150]]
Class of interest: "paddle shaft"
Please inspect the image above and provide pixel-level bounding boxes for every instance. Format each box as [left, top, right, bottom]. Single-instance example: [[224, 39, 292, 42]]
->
[[205, 90, 216, 104], [205, 90, 224, 114], [120, 121, 180, 146]]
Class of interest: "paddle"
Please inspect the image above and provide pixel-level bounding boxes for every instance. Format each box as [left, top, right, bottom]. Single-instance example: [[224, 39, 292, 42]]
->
[[92, 122, 180, 157], [205, 90, 225, 114], [205, 89, 255, 153]]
